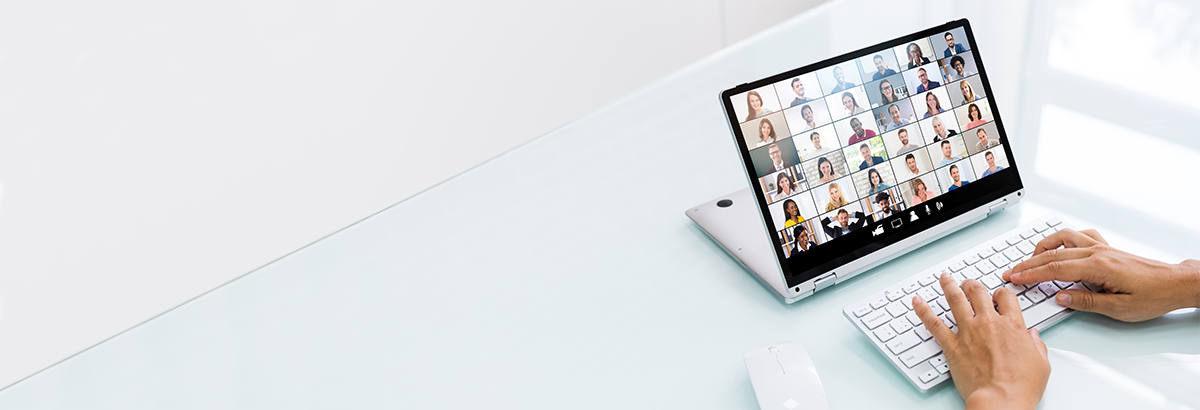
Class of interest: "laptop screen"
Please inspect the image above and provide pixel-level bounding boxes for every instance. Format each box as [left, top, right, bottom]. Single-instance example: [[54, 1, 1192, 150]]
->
[[720, 20, 1023, 289]]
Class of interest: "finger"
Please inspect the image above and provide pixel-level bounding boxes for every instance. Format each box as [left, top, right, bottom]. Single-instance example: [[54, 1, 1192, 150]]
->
[[913, 295, 954, 342], [940, 272, 974, 327], [960, 279, 995, 319], [994, 287, 1022, 317], [1005, 248, 1095, 283], [1079, 228, 1109, 245], [1008, 259, 1097, 285], [1033, 228, 1102, 255], [1028, 327, 1048, 360], [1055, 289, 1127, 319]]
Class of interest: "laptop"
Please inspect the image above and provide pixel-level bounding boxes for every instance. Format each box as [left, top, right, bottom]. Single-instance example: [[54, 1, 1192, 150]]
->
[[687, 19, 1093, 390]]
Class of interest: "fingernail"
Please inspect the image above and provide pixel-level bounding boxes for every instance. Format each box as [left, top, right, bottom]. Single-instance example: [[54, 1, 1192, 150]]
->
[[1057, 292, 1070, 306], [914, 296, 925, 305], [1010, 272, 1021, 280], [1001, 268, 1011, 279], [940, 271, 950, 279]]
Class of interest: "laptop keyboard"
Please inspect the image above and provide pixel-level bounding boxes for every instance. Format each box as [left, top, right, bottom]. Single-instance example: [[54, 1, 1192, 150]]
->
[[842, 215, 1100, 391]]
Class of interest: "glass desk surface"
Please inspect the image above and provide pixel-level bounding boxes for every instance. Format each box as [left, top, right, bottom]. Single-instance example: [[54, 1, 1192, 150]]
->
[[2, 1, 1197, 408]]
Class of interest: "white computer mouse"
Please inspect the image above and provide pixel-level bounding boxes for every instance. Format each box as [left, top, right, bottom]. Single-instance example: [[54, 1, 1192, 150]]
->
[[743, 342, 828, 410]]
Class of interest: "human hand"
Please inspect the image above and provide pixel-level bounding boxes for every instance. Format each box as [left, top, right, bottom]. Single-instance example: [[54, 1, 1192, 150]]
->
[[912, 273, 1049, 410], [1002, 228, 1200, 322]]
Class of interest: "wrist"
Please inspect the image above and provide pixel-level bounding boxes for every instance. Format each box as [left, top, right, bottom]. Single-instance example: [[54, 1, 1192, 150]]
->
[[1175, 260, 1200, 309], [966, 388, 1038, 410]]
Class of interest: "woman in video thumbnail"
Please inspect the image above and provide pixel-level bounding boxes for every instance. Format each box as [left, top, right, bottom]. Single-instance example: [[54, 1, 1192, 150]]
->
[[879, 80, 900, 104], [923, 92, 945, 118], [959, 80, 980, 103], [789, 225, 816, 254], [964, 104, 986, 129], [931, 116, 956, 142], [842, 92, 865, 116], [868, 168, 892, 195], [782, 199, 805, 227], [824, 182, 851, 212], [756, 118, 778, 147], [817, 157, 839, 184], [744, 91, 772, 121], [906, 43, 931, 69], [910, 177, 931, 205], [773, 172, 799, 201], [947, 164, 970, 191]]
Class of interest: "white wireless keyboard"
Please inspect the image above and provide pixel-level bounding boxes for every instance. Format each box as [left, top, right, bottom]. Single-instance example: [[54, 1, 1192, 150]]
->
[[842, 214, 1100, 392]]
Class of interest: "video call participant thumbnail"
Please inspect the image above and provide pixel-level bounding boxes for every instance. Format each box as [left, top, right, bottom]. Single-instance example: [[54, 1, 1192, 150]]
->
[[882, 104, 909, 132], [821, 208, 869, 239], [946, 164, 970, 191], [870, 54, 897, 81], [974, 127, 998, 152], [937, 140, 962, 167], [904, 42, 931, 69], [771, 172, 802, 202], [894, 129, 920, 156], [981, 150, 1006, 177], [788, 78, 810, 106], [915, 67, 940, 93], [823, 182, 852, 212], [744, 90, 773, 121], [872, 191, 899, 222], [787, 225, 817, 255], [781, 198, 805, 227], [857, 143, 885, 170], [846, 117, 876, 144], [830, 66, 856, 93], [943, 32, 966, 57], [752, 140, 800, 177], [909, 177, 934, 205]]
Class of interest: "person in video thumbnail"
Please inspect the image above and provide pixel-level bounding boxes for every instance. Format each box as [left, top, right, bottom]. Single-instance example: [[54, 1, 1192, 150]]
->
[[772, 172, 800, 201], [943, 32, 966, 57], [782, 198, 805, 228], [879, 80, 901, 104], [981, 151, 1006, 177], [875, 191, 896, 220], [947, 164, 970, 191], [789, 78, 809, 106], [947, 55, 968, 81], [798, 104, 818, 132], [821, 208, 869, 239], [895, 129, 919, 156], [923, 92, 945, 118], [965, 103, 986, 129], [872, 54, 897, 81], [788, 225, 816, 255], [884, 104, 909, 132], [767, 144, 793, 172], [745, 90, 772, 122], [904, 153, 921, 177], [910, 177, 932, 205], [975, 128, 999, 152], [756, 118, 778, 147], [938, 140, 961, 167], [842, 92, 865, 117], [906, 43, 931, 69], [824, 182, 851, 212], [831, 66, 855, 93], [931, 116, 956, 142], [809, 131, 832, 156], [817, 156, 839, 184], [960, 80, 981, 103], [868, 168, 892, 195], [847, 117, 876, 144], [858, 143, 884, 170], [916, 68, 940, 93]]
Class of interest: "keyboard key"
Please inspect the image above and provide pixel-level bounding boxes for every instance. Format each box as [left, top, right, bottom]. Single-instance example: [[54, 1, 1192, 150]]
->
[[929, 354, 946, 367], [933, 284, 945, 295], [901, 295, 915, 310], [891, 318, 913, 334], [886, 302, 908, 318], [978, 248, 995, 259], [980, 274, 1003, 289], [1054, 280, 1072, 289], [870, 296, 889, 309], [935, 362, 950, 374], [917, 287, 938, 302], [952, 271, 968, 283], [1038, 283, 1059, 298], [940, 312, 955, 327], [852, 305, 873, 317], [903, 282, 920, 294], [965, 254, 981, 265], [1016, 241, 1036, 255], [914, 325, 932, 340], [1003, 281, 1025, 295], [919, 369, 940, 383], [937, 297, 951, 312], [1006, 235, 1023, 246], [885, 332, 921, 355], [1025, 287, 1046, 303], [949, 261, 966, 272], [918, 274, 938, 286], [961, 265, 982, 279], [928, 302, 944, 316], [886, 289, 905, 301], [1033, 223, 1049, 233], [898, 339, 942, 368], [1017, 294, 1032, 310], [991, 242, 1008, 253], [1047, 216, 1063, 226], [988, 255, 1009, 270], [862, 310, 890, 329], [1003, 248, 1023, 262], [1023, 294, 1068, 328], [1019, 228, 1037, 239], [976, 260, 996, 274], [905, 311, 922, 326], [874, 326, 897, 342]]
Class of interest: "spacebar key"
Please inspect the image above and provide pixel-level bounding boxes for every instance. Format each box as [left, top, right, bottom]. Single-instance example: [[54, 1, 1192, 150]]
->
[[897, 339, 942, 368], [1022, 297, 1070, 329]]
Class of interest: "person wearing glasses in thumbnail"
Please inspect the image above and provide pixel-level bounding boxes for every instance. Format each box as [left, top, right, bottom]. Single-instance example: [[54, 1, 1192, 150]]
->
[[915, 68, 940, 93], [867, 168, 892, 195], [959, 79, 982, 103], [781, 199, 805, 228], [821, 208, 869, 239], [904, 153, 922, 177], [938, 139, 961, 167], [910, 177, 932, 205], [884, 104, 909, 132], [981, 150, 1006, 177], [809, 131, 833, 156], [788, 78, 810, 107], [905, 43, 931, 69], [755, 118, 778, 147], [744, 91, 772, 122], [964, 103, 987, 129], [772, 172, 800, 202], [943, 32, 966, 57], [923, 92, 946, 118], [767, 144, 794, 173], [830, 66, 855, 93], [946, 164, 970, 191], [878, 80, 901, 105], [858, 144, 884, 171], [870, 54, 897, 81], [873, 191, 897, 221], [931, 116, 957, 142], [946, 55, 969, 81], [816, 157, 840, 184], [787, 225, 816, 256], [895, 129, 920, 156], [975, 128, 999, 152], [823, 182, 852, 212], [846, 117, 876, 144], [841, 92, 866, 117]]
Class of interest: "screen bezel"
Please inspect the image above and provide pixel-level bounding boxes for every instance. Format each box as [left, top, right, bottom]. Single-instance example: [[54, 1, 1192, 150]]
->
[[719, 19, 1024, 289]]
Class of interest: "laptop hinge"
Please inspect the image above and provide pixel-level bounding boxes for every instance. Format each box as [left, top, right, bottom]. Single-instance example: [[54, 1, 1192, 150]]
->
[[987, 199, 1008, 216], [814, 272, 838, 292]]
